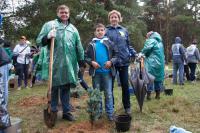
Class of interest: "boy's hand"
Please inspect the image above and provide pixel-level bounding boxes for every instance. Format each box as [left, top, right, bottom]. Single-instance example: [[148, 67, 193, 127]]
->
[[91, 61, 100, 69], [104, 61, 112, 69]]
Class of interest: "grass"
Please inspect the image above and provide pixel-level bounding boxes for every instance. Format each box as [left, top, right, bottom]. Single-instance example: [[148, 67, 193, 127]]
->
[[8, 75, 200, 133]]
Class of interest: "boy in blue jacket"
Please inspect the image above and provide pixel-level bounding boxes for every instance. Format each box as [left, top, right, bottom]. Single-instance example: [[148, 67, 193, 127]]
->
[[85, 23, 118, 121]]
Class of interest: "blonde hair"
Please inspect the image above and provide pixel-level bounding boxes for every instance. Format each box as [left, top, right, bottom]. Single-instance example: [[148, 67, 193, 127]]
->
[[108, 10, 122, 22]]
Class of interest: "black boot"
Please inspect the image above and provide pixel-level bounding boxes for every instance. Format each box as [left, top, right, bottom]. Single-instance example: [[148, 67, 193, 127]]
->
[[155, 90, 160, 100], [147, 91, 151, 100]]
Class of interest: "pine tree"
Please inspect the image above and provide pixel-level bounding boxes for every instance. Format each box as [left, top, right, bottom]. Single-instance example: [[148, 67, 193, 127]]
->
[[87, 88, 102, 128]]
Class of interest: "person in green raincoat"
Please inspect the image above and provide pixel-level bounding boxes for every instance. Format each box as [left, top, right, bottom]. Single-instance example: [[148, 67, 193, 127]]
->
[[33, 46, 49, 81], [36, 5, 84, 123], [141, 31, 165, 100]]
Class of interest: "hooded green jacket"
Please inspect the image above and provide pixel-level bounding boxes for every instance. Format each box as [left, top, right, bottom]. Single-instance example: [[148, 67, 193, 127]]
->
[[36, 19, 84, 87], [141, 32, 165, 82]]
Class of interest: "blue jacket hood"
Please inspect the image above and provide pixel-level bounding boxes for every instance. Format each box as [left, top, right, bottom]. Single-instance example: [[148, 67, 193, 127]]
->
[[175, 37, 181, 43]]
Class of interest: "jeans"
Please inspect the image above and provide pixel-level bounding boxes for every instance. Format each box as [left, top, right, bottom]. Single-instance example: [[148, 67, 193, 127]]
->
[[188, 63, 197, 81], [172, 62, 184, 84], [92, 73, 113, 117], [51, 84, 71, 113], [17, 63, 29, 87], [115, 66, 130, 110], [147, 81, 163, 92]]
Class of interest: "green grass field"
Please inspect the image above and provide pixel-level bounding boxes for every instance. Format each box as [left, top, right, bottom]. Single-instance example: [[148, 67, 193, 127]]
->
[[8, 76, 200, 133]]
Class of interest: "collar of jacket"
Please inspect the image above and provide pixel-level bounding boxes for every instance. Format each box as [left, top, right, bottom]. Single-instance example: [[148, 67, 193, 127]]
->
[[56, 16, 70, 25], [106, 25, 123, 29], [92, 37, 109, 43]]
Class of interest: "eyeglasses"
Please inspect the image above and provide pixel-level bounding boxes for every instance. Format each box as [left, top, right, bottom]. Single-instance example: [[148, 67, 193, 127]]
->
[[20, 37, 25, 40]]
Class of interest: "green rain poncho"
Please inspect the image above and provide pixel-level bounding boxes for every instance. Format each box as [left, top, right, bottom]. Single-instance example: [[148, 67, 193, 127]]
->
[[36, 46, 49, 80], [36, 19, 84, 87], [141, 32, 165, 82]]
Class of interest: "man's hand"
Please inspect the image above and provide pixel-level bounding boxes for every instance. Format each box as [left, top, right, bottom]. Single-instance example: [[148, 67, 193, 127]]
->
[[47, 29, 56, 39], [91, 61, 100, 69], [104, 61, 112, 69]]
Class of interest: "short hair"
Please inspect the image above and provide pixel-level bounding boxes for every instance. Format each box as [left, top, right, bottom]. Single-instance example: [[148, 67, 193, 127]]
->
[[95, 23, 105, 30], [20, 36, 26, 40], [56, 5, 70, 13], [108, 10, 122, 22]]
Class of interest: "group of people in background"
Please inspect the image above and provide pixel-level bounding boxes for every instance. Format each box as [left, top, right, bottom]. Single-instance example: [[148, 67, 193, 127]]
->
[[2, 3, 199, 130], [171, 37, 200, 86]]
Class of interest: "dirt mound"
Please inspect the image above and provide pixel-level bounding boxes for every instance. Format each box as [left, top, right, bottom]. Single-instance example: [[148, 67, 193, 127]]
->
[[52, 121, 112, 133], [18, 96, 47, 107]]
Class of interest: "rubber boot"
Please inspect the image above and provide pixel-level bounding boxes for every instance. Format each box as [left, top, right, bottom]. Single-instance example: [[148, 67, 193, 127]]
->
[[155, 90, 160, 100], [147, 91, 151, 100]]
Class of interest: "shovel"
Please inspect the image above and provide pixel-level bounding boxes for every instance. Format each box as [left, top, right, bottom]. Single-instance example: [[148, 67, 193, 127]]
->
[[43, 35, 56, 128]]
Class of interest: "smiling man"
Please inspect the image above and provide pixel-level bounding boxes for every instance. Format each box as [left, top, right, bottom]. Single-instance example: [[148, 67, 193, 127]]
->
[[36, 5, 84, 126]]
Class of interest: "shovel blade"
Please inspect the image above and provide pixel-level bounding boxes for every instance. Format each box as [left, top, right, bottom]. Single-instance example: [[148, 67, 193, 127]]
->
[[43, 108, 57, 128]]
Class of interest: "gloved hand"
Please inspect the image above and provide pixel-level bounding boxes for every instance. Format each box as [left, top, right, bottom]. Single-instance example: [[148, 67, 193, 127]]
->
[[47, 29, 56, 39], [137, 52, 144, 58]]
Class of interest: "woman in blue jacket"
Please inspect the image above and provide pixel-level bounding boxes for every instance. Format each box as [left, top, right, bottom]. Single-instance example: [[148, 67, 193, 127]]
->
[[106, 10, 136, 115]]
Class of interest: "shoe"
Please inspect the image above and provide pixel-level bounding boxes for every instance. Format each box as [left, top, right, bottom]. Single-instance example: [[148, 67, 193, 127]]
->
[[30, 83, 33, 88], [125, 108, 131, 115], [179, 83, 184, 85], [191, 80, 196, 84], [26, 86, 30, 89], [146, 91, 151, 100], [62, 113, 76, 121], [17, 87, 21, 90], [108, 115, 114, 121]]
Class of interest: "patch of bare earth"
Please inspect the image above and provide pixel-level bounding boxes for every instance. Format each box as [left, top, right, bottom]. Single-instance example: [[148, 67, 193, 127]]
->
[[51, 120, 112, 133], [17, 96, 47, 106]]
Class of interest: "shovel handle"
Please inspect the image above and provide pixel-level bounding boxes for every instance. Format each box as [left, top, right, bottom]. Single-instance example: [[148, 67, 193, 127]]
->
[[47, 37, 55, 102]]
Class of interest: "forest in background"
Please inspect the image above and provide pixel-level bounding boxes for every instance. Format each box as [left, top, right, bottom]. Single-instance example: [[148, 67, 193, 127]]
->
[[1, 0, 200, 62]]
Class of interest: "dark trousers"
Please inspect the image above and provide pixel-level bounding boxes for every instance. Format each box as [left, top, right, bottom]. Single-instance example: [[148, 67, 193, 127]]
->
[[184, 65, 190, 81], [188, 63, 197, 81], [115, 66, 130, 109], [17, 63, 29, 87]]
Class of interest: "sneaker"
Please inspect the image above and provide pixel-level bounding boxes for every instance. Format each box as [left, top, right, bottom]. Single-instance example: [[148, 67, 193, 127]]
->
[[125, 108, 131, 115], [191, 80, 196, 84], [30, 83, 33, 88], [17, 87, 21, 90], [25, 86, 30, 89], [62, 113, 76, 121]]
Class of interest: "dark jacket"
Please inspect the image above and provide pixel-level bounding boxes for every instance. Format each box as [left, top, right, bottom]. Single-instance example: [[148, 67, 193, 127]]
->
[[0, 47, 11, 67], [171, 37, 186, 64], [106, 25, 135, 67], [85, 38, 118, 77]]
